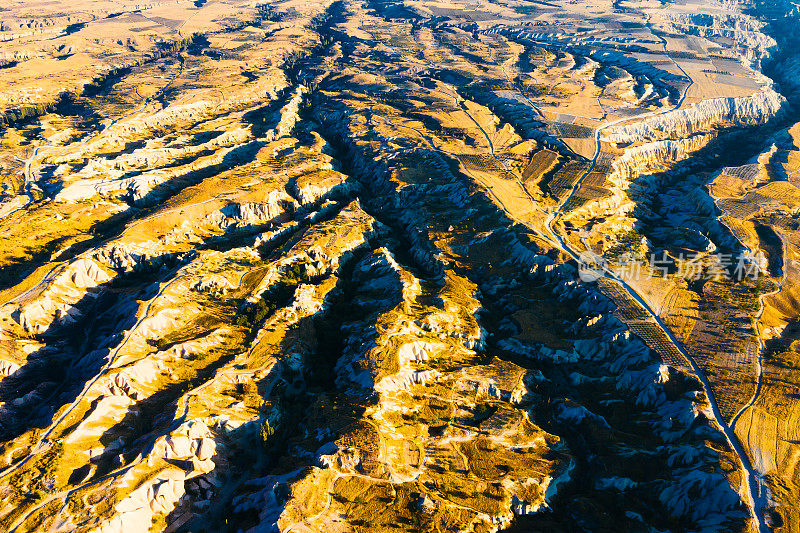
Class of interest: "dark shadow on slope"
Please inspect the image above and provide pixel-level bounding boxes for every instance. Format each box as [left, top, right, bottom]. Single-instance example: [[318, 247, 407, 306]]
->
[[90, 317, 241, 482], [417, 163, 751, 531], [310, 73, 748, 531], [631, 122, 793, 259], [0, 260, 182, 443], [63, 23, 87, 36], [0, 234, 75, 292], [131, 140, 266, 208], [180, 243, 405, 531], [754, 222, 783, 277]]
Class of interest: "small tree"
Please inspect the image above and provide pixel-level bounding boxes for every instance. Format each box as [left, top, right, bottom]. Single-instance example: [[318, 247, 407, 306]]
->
[[260, 420, 275, 447]]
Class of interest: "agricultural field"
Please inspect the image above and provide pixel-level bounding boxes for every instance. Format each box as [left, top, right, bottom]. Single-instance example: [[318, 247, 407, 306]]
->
[[0, 0, 798, 531]]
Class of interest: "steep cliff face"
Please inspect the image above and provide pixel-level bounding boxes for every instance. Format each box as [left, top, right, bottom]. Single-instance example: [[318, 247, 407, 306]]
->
[[0, 0, 790, 531], [272, 260, 569, 533], [586, 84, 787, 260], [562, 134, 719, 225], [664, 11, 777, 68], [611, 134, 715, 183], [588, 50, 688, 105], [604, 89, 786, 145]]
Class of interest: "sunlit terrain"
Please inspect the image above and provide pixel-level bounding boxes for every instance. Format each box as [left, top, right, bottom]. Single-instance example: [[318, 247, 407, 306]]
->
[[0, 0, 798, 531]]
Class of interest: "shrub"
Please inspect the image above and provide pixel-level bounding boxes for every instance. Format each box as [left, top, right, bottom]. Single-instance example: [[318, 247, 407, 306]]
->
[[260, 420, 275, 447], [235, 260, 317, 329]]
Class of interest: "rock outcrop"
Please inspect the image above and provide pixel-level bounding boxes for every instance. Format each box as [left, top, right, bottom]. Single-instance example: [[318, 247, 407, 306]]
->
[[604, 89, 786, 145]]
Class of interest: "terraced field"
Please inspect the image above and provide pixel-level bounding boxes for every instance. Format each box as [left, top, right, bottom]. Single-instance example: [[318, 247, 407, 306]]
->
[[0, 0, 799, 531]]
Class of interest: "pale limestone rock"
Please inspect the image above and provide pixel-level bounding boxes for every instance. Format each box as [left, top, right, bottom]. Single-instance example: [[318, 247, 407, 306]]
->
[[604, 89, 785, 144]]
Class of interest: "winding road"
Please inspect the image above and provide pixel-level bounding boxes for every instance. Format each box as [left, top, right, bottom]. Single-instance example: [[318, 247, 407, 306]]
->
[[0, 271, 189, 482], [366, 17, 771, 529], [541, 11, 770, 533], [0, 6, 782, 531]]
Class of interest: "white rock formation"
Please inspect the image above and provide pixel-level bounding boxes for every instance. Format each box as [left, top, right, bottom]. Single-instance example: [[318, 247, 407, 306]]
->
[[604, 89, 785, 145], [14, 258, 111, 334], [610, 134, 715, 183], [93, 421, 217, 533], [664, 11, 777, 68]]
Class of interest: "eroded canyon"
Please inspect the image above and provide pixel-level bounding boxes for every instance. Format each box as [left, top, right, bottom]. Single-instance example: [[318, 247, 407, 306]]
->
[[0, 0, 798, 531]]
